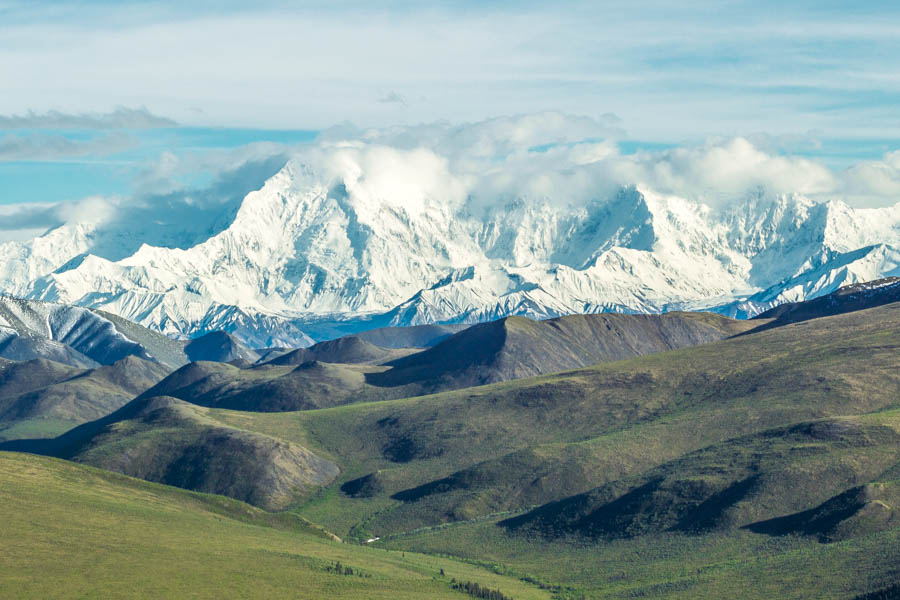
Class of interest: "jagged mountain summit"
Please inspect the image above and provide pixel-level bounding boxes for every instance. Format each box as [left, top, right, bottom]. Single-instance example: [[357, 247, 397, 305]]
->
[[2, 150, 898, 346]]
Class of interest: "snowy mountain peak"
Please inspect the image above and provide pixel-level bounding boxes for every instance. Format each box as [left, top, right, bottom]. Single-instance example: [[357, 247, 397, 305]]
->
[[1, 146, 899, 346]]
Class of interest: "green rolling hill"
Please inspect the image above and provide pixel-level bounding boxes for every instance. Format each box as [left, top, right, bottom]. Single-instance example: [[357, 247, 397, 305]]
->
[[2, 290, 900, 598], [0, 451, 550, 600], [137, 311, 758, 413]]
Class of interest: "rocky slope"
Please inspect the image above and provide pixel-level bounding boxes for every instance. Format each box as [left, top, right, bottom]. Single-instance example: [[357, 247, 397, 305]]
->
[[0, 296, 188, 368]]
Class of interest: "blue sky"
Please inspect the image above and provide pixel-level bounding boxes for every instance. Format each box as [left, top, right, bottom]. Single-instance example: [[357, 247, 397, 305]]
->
[[0, 1, 899, 209]]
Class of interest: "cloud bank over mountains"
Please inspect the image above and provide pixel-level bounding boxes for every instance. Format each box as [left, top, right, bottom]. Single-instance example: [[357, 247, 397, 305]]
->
[[1, 111, 898, 246], [0, 111, 897, 347]]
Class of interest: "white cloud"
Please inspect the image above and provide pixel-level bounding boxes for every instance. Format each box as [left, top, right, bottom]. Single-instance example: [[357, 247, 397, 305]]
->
[[2, 1, 898, 140], [378, 92, 407, 107], [624, 138, 837, 205], [311, 113, 898, 211], [841, 151, 900, 202], [2, 112, 898, 246], [0, 196, 115, 242]]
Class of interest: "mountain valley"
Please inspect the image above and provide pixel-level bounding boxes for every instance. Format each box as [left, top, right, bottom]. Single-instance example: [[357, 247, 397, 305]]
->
[[2, 281, 899, 598]]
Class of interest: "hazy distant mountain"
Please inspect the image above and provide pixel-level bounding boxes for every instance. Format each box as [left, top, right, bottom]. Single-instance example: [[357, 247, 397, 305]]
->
[[266, 336, 409, 366], [1, 154, 897, 346], [353, 323, 470, 349]]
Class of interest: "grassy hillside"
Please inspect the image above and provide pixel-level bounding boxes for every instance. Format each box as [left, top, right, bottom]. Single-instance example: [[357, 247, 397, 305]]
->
[[184, 330, 261, 363], [192, 302, 900, 541], [0, 356, 171, 441], [140, 360, 410, 411], [378, 513, 900, 599], [0, 452, 550, 600], [748, 478, 900, 542], [501, 412, 900, 539], [6, 301, 899, 598], [141, 311, 759, 413], [8, 395, 341, 510]]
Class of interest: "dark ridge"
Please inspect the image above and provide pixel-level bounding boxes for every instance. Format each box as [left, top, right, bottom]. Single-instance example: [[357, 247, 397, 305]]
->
[[267, 335, 397, 366], [2, 394, 340, 510], [185, 330, 259, 363], [752, 277, 900, 330], [340, 473, 385, 498], [746, 480, 900, 542], [853, 584, 900, 600], [500, 418, 900, 541], [368, 312, 757, 390], [354, 323, 470, 349]]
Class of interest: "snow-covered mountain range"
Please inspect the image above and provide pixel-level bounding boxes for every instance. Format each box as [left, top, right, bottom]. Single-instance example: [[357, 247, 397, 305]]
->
[[2, 118, 898, 347]]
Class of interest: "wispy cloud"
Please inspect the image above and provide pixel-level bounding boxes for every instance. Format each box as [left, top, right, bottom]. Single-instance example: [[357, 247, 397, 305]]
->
[[0, 203, 61, 231], [0, 106, 176, 130], [0, 132, 134, 160], [0, 1, 897, 143], [378, 92, 408, 107]]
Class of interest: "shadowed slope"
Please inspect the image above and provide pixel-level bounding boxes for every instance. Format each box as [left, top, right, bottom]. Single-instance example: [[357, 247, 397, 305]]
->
[[0, 296, 189, 368], [368, 312, 761, 390], [0, 332, 98, 368], [12, 395, 340, 510], [262, 302, 900, 537], [354, 323, 470, 349], [142, 311, 758, 413], [747, 479, 900, 542], [268, 336, 410, 366], [138, 360, 405, 412], [185, 330, 260, 363], [500, 416, 900, 540], [0, 356, 171, 441]]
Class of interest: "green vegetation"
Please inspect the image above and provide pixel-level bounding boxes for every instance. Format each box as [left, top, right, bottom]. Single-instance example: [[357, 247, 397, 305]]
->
[[197, 303, 900, 540], [21, 395, 341, 510], [137, 311, 755, 414], [451, 578, 516, 600], [367, 311, 758, 391], [4, 299, 900, 598], [379, 515, 900, 599], [268, 335, 415, 366], [0, 452, 550, 599]]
